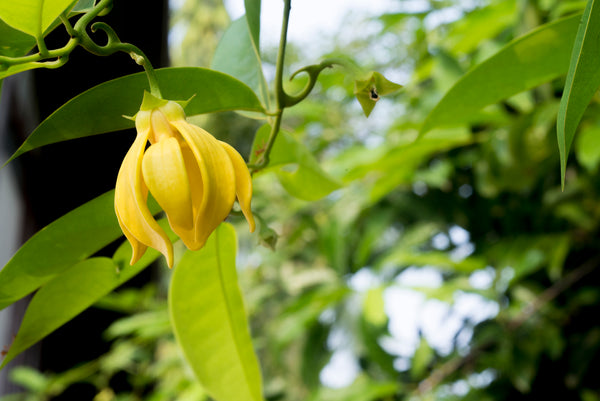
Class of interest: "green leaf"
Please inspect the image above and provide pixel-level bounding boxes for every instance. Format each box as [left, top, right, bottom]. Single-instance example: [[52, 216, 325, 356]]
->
[[0, 191, 161, 310], [421, 13, 581, 135], [0, 0, 73, 39], [212, 17, 268, 107], [0, 17, 35, 57], [557, 0, 600, 187], [5, 67, 265, 164], [70, 0, 95, 13], [250, 125, 342, 201], [169, 223, 264, 401], [244, 0, 261, 52], [0, 242, 164, 369]]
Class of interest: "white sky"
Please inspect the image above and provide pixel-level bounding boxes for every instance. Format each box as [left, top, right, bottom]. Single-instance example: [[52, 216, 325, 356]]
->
[[223, 0, 398, 48]]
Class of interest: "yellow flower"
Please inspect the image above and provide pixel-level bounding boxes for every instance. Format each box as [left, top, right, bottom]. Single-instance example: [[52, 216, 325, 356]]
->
[[115, 96, 255, 268]]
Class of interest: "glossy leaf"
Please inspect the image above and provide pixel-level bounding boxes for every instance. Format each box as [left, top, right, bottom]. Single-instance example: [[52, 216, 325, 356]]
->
[[212, 17, 269, 106], [557, 0, 600, 186], [169, 223, 264, 401], [0, 238, 167, 369], [0, 0, 73, 39], [6, 67, 265, 164], [0, 191, 161, 310], [421, 13, 581, 135], [250, 125, 342, 201]]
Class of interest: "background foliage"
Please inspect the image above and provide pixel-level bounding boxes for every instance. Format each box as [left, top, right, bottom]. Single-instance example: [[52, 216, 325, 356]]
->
[[1, 0, 600, 400]]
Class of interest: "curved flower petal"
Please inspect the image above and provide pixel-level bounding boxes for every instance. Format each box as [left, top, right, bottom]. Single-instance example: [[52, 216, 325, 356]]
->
[[115, 206, 147, 264], [171, 119, 236, 249], [142, 137, 194, 233], [115, 111, 174, 267], [220, 141, 255, 232], [167, 142, 205, 248]]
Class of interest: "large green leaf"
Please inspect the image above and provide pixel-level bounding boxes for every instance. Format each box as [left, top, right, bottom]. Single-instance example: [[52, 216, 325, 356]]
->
[[557, 0, 600, 186], [212, 17, 269, 107], [250, 125, 342, 201], [169, 223, 264, 401], [0, 239, 166, 369], [5, 67, 265, 164], [0, 0, 73, 39], [421, 13, 581, 135], [0, 191, 161, 310]]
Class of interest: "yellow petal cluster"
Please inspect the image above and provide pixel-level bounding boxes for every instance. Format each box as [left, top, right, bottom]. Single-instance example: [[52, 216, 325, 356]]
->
[[115, 99, 255, 268]]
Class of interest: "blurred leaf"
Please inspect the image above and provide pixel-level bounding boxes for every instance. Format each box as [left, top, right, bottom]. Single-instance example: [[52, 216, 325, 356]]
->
[[381, 250, 486, 273], [1, 239, 165, 369], [342, 128, 473, 202], [0, 0, 73, 38], [557, 0, 600, 185], [421, 13, 581, 134], [6, 67, 265, 164], [575, 124, 600, 171], [274, 285, 349, 346], [411, 337, 434, 379], [212, 16, 268, 106], [169, 223, 264, 401], [300, 323, 332, 390], [442, 0, 517, 55], [104, 310, 171, 340], [8, 366, 48, 393], [251, 125, 342, 201], [486, 234, 570, 283], [307, 375, 398, 401], [0, 191, 160, 310], [363, 287, 387, 326]]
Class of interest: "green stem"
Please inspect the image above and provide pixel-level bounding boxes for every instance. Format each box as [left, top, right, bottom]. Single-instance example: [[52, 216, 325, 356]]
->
[[250, 0, 291, 172], [128, 48, 162, 98], [274, 0, 291, 111]]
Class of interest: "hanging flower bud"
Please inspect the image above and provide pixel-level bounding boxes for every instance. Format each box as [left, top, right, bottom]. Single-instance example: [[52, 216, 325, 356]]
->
[[115, 93, 255, 268]]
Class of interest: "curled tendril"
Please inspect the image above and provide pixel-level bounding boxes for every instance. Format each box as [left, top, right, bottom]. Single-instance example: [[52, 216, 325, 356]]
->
[[283, 59, 346, 108]]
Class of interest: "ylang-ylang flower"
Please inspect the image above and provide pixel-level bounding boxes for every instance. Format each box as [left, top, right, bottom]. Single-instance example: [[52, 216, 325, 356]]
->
[[115, 93, 255, 268]]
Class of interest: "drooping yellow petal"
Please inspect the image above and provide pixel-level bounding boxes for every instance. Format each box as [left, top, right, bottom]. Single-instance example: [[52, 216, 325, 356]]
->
[[115, 110, 174, 267], [142, 137, 194, 233], [166, 142, 205, 248], [171, 119, 236, 249], [220, 141, 255, 232], [115, 206, 148, 264]]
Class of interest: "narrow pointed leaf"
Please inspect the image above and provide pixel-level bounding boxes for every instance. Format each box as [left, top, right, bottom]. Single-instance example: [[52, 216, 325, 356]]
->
[[169, 223, 264, 401], [421, 13, 581, 135], [557, 0, 600, 186], [0, 240, 165, 369], [5, 67, 265, 164], [0, 191, 161, 310], [244, 0, 261, 52]]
